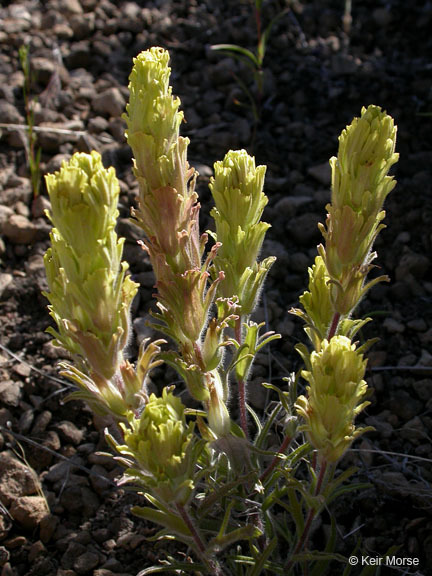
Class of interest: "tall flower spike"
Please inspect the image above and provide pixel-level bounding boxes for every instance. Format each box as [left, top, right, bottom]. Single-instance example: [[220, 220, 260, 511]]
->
[[209, 149, 275, 315], [124, 47, 231, 431], [318, 105, 399, 316], [295, 336, 372, 462], [124, 47, 201, 274]]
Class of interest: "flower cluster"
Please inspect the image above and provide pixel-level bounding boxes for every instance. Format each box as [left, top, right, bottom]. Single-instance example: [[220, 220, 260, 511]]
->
[[108, 388, 197, 505], [293, 105, 398, 462], [295, 336, 371, 462], [318, 105, 399, 316], [44, 151, 163, 417], [209, 149, 275, 315]]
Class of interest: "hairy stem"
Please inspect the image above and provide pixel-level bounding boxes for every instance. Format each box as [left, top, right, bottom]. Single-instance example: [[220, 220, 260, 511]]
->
[[235, 317, 249, 438], [327, 311, 341, 340], [259, 434, 292, 483], [176, 502, 227, 575], [176, 502, 206, 555]]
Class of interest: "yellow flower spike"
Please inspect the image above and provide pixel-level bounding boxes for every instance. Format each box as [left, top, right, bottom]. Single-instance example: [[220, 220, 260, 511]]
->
[[117, 388, 197, 505], [124, 47, 183, 190], [318, 105, 398, 317], [124, 47, 201, 275], [44, 152, 137, 368], [43, 151, 167, 418], [331, 105, 398, 215], [295, 336, 371, 462], [209, 149, 274, 314]]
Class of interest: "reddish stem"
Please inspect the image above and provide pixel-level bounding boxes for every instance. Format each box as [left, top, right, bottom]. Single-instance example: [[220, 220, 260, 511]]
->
[[176, 503, 227, 576], [175, 502, 206, 554], [314, 459, 327, 495], [259, 434, 292, 483], [328, 311, 341, 340]]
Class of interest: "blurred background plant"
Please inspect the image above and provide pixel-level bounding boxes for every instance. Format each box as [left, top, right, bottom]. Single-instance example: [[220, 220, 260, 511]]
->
[[18, 45, 42, 200], [211, 0, 292, 126]]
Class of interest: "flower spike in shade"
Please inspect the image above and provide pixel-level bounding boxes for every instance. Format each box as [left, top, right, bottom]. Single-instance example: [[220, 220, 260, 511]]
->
[[295, 336, 372, 462]]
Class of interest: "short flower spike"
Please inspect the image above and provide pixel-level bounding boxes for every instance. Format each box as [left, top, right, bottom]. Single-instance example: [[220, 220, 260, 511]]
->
[[210, 149, 275, 314], [295, 336, 372, 462], [44, 152, 137, 374], [113, 388, 197, 505]]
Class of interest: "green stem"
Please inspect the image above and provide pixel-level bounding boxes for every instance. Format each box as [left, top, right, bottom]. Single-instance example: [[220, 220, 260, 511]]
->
[[235, 317, 248, 438]]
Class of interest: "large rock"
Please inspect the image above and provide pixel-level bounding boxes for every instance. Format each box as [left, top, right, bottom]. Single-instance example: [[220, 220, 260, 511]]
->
[[10, 496, 49, 529], [92, 88, 125, 118], [0, 451, 41, 507], [3, 214, 38, 244]]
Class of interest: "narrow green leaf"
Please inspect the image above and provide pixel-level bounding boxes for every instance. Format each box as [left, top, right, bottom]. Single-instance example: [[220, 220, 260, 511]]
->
[[246, 403, 261, 432], [288, 488, 305, 534], [131, 506, 191, 538], [326, 482, 371, 507], [248, 537, 278, 576], [211, 44, 260, 68], [209, 525, 260, 555], [255, 403, 282, 449], [226, 554, 285, 575], [198, 471, 257, 517], [288, 442, 313, 466], [137, 561, 206, 575], [255, 333, 282, 353]]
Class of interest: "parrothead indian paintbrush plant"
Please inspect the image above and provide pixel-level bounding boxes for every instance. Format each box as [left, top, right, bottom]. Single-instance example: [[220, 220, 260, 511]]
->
[[43, 46, 398, 576]]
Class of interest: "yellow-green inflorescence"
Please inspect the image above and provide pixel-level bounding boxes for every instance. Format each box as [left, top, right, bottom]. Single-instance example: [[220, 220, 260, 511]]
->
[[295, 336, 372, 462], [318, 105, 399, 317], [124, 47, 235, 436], [110, 388, 197, 505], [293, 105, 398, 462], [210, 149, 275, 316], [44, 151, 164, 417], [124, 46, 202, 276]]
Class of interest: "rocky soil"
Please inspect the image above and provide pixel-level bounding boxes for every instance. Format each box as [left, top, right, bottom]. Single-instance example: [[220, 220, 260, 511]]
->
[[0, 0, 431, 575]]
